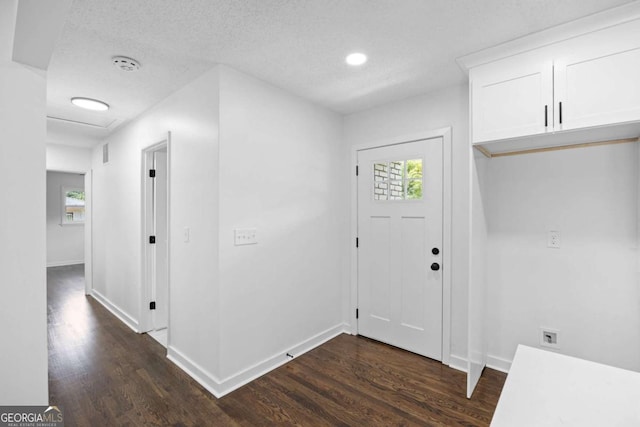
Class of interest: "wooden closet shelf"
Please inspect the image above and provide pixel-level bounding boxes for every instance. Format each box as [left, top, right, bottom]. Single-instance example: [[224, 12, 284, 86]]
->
[[474, 137, 639, 158]]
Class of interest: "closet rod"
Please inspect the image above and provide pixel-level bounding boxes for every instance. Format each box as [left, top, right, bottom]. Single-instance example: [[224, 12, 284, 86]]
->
[[474, 136, 639, 159]]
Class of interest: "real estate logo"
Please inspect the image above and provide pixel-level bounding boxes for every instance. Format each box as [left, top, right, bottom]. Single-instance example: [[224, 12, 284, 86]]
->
[[0, 406, 63, 427]]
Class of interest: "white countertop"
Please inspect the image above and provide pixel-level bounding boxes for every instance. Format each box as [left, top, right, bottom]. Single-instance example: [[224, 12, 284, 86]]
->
[[491, 345, 640, 426]]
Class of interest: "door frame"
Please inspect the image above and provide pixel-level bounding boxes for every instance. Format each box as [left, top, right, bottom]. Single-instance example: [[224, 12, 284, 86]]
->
[[47, 167, 92, 296], [140, 134, 171, 335], [350, 127, 452, 366], [86, 170, 92, 296]]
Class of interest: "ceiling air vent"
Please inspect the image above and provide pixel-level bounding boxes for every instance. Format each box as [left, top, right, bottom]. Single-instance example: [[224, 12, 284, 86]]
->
[[112, 56, 140, 72]]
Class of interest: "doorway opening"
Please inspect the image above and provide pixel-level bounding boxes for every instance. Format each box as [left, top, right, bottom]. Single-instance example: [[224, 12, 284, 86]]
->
[[46, 170, 87, 268], [141, 138, 170, 347]]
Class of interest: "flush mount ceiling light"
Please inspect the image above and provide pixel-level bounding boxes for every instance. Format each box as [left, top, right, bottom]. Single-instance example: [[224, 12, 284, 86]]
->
[[71, 97, 110, 111], [112, 56, 141, 72], [346, 52, 367, 66]]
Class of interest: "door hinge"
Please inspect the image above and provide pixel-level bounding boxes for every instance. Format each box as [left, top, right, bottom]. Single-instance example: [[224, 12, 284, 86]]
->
[[150, 301, 156, 310], [149, 169, 156, 178], [149, 235, 156, 244], [356, 308, 359, 319], [355, 165, 359, 176], [356, 237, 359, 248]]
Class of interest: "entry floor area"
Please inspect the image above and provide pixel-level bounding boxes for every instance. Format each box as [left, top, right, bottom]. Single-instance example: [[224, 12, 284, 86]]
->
[[47, 265, 506, 425]]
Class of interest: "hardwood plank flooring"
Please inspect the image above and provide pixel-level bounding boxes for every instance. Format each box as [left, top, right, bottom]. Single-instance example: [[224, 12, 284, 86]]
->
[[48, 265, 506, 426]]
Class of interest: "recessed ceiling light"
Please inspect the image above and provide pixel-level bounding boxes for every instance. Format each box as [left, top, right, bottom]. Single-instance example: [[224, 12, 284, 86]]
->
[[71, 97, 110, 111], [346, 52, 367, 66]]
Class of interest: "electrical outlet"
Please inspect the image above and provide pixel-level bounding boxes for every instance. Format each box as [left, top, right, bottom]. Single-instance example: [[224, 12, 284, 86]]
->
[[540, 328, 560, 348], [547, 230, 561, 248], [234, 228, 257, 246]]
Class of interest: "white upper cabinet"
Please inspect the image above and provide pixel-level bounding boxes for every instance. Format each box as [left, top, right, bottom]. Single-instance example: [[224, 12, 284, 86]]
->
[[472, 58, 553, 143], [554, 22, 640, 132], [464, 7, 640, 149]]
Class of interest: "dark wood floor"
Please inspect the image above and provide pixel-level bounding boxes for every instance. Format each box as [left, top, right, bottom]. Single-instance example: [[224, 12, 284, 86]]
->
[[48, 265, 506, 426]]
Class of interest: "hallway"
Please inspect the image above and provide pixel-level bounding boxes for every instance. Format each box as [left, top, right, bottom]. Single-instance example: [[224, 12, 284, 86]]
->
[[47, 265, 505, 425]]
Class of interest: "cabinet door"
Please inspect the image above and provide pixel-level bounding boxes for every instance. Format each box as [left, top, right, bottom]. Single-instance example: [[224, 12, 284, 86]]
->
[[471, 60, 553, 143], [554, 46, 640, 131]]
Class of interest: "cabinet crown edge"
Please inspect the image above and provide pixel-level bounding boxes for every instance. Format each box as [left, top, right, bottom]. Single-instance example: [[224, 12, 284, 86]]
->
[[456, 2, 640, 73]]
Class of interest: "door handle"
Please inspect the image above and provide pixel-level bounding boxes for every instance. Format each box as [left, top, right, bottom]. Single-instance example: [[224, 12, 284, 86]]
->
[[431, 263, 440, 271], [559, 102, 563, 124]]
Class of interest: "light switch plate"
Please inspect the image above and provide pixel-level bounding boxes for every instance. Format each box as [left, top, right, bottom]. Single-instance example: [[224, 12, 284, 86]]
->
[[234, 228, 257, 245]]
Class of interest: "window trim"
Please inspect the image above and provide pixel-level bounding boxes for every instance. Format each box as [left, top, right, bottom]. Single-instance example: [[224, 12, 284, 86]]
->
[[372, 157, 424, 202], [61, 186, 86, 225]]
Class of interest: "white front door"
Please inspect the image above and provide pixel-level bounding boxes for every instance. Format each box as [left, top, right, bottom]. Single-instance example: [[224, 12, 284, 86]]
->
[[357, 138, 443, 360]]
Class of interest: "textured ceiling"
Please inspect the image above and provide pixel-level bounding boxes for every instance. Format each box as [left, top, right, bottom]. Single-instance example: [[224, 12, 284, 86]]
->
[[47, 0, 634, 146]]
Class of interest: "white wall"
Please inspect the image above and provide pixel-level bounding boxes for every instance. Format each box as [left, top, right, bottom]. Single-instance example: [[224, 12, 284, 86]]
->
[[343, 84, 470, 363], [46, 171, 85, 267], [0, 0, 48, 405], [217, 66, 347, 382], [46, 143, 91, 173], [93, 62, 348, 394], [47, 120, 102, 148], [485, 142, 640, 372], [89, 64, 347, 396], [467, 151, 490, 395], [91, 64, 221, 382]]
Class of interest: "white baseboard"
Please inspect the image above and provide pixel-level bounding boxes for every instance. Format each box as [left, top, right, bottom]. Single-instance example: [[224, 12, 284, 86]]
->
[[449, 354, 468, 372], [343, 322, 357, 335], [167, 346, 222, 397], [487, 354, 511, 373], [167, 323, 349, 398], [47, 260, 84, 268], [447, 353, 512, 374], [90, 289, 139, 333]]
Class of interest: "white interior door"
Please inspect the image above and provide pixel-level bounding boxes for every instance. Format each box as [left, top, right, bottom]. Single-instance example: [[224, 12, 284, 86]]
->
[[357, 137, 443, 360], [152, 149, 168, 330]]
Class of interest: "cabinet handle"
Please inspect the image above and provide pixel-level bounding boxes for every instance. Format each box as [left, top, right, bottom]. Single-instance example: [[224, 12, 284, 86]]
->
[[544, 105, 548, 127], [559, 102, 563, 124]]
